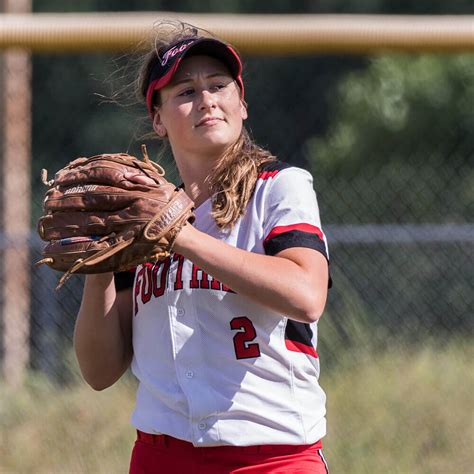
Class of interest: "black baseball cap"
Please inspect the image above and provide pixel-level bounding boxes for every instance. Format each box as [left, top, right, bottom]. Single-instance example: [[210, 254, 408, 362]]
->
[[145, 37, 244, 116]]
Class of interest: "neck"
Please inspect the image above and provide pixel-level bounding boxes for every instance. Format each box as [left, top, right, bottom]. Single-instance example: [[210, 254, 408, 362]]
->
[[173, 150, 221, 208]]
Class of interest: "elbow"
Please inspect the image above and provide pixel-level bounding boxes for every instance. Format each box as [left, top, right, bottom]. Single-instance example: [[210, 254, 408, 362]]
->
[[292, 293, 327, 323], [305, 310, 324, 323], [74, 343, 131, 392], [83, 373, 117, 392], [288, 272, 329, 322], [77, 361, 122, 391], [89, 383, 111, 392], [298, 307, 324, 323]]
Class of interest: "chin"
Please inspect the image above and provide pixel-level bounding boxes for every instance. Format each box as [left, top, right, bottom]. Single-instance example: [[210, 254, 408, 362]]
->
[[198, 135, 235, 152]]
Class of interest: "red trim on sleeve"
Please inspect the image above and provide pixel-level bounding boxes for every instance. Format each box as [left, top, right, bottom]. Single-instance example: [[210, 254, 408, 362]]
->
[[258, 170, 280, 180], [285, 340, 318, 358], [265, 223, 324, 243]]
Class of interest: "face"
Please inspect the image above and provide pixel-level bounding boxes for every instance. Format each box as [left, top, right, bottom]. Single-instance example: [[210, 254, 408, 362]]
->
[[152, 55, 248, 158]]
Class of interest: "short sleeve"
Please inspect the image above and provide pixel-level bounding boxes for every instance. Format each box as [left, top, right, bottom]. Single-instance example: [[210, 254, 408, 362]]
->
[[262, 167, 329, 261], [114, 269, 136, 292]]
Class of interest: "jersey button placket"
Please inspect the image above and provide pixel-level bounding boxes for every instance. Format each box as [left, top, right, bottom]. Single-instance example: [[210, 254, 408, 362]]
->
[[184, 301, 218, 444]]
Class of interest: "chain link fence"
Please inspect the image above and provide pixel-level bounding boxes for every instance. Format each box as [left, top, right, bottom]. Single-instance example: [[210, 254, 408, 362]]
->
[[0, 48, 473, 472], [11, 51, 470, 375]]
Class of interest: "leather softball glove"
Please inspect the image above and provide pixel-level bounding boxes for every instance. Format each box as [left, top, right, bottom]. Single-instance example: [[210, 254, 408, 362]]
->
[[36, 146, 194, 288]]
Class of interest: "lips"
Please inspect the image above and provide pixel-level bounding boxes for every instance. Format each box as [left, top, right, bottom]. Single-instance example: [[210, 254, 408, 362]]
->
[[196, 116, 224, 127]]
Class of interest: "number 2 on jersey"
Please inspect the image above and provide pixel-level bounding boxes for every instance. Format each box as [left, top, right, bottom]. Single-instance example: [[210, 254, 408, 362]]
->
[[230, 316, 261, 359]]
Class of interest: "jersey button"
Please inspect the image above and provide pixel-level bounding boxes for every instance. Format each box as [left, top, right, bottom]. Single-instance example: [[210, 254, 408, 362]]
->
[[185, 370, 194, 379], [198, 422, 207, 430], [177, 308, 185, 316]]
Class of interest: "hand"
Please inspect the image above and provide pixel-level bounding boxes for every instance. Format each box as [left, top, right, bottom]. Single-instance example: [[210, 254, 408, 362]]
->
[[37, 152, 194, 289]]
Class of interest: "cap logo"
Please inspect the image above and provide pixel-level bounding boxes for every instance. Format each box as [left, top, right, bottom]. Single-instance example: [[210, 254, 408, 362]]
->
[[160, 40, 196, 67]]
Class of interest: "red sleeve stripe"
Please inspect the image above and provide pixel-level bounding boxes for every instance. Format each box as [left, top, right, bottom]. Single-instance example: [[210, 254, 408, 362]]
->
[[264, 223, 324, 243], [258, 170, 280, 180], [285, 340, 318, 358]]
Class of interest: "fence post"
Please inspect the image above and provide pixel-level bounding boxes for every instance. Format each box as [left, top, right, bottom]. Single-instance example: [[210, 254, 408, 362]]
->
[[0, 0, 32, 387]]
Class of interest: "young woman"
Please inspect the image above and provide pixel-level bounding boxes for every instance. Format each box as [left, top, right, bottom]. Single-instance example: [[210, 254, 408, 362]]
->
[[74, 21, 331, 473]]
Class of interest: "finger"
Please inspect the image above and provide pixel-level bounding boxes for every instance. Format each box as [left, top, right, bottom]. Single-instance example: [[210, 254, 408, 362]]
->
[[124, 172, 156, 186]]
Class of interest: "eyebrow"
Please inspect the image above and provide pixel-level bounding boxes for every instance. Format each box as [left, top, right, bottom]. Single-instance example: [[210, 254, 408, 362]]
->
[[169, 72, 232, 88]]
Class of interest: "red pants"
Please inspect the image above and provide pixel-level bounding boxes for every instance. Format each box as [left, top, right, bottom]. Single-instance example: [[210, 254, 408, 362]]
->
[[129, 430, 329, 473]]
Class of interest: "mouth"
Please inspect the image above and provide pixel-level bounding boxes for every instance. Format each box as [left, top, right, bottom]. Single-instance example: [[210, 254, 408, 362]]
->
[[196, 117, 224, 127]]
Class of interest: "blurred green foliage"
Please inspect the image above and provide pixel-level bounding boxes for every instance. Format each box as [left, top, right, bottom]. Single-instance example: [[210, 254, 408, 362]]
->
[[308, 55, 474, 172], [306, 54, 474, 224], [29, 1, 474, 223]]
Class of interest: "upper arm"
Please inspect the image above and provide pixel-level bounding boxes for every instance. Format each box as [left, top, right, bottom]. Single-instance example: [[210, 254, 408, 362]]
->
[[259, 167, 331, 318], [262, 166, 330, 282]]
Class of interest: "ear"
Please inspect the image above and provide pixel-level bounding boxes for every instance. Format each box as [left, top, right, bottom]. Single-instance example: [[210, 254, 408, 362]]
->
[[152, 111, 167, 138], [240, 99, 248, 121]]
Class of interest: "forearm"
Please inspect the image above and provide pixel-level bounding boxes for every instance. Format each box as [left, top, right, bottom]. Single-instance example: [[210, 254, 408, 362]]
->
[[174, 226, 328, 322], [74, 273, 132, 390]]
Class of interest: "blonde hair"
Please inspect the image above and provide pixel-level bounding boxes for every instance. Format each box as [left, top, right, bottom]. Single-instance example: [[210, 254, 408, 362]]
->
[[137, 20, 276, 229]]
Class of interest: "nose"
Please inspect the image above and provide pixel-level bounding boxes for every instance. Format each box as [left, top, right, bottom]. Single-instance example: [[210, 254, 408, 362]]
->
[[198, 89, 216, 111]]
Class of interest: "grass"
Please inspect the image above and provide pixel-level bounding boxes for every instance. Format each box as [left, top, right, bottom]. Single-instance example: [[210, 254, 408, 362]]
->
[[0, 375, 136, 474], [0, 341, 472, 474], [323, 341, 474, 473]]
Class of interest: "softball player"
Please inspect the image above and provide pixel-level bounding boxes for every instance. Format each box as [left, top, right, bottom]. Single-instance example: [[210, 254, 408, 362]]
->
[[74, 21, 330, 473]]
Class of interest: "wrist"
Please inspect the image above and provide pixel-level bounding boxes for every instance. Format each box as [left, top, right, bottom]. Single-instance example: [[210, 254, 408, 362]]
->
[[172, 223, 198, 256]]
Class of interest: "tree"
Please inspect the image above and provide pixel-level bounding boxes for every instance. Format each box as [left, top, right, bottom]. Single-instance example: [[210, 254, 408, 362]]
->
[[306, 54, 473, 339], [306, 54, 474, 224]]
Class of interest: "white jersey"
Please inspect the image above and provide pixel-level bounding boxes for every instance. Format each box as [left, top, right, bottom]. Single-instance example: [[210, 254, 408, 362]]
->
[[116, 162, 330, 447]]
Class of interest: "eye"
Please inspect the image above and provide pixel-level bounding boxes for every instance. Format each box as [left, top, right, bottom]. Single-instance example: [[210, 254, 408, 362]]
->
[[178, 88, 195, 97], [210, 83, 227, 92]]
